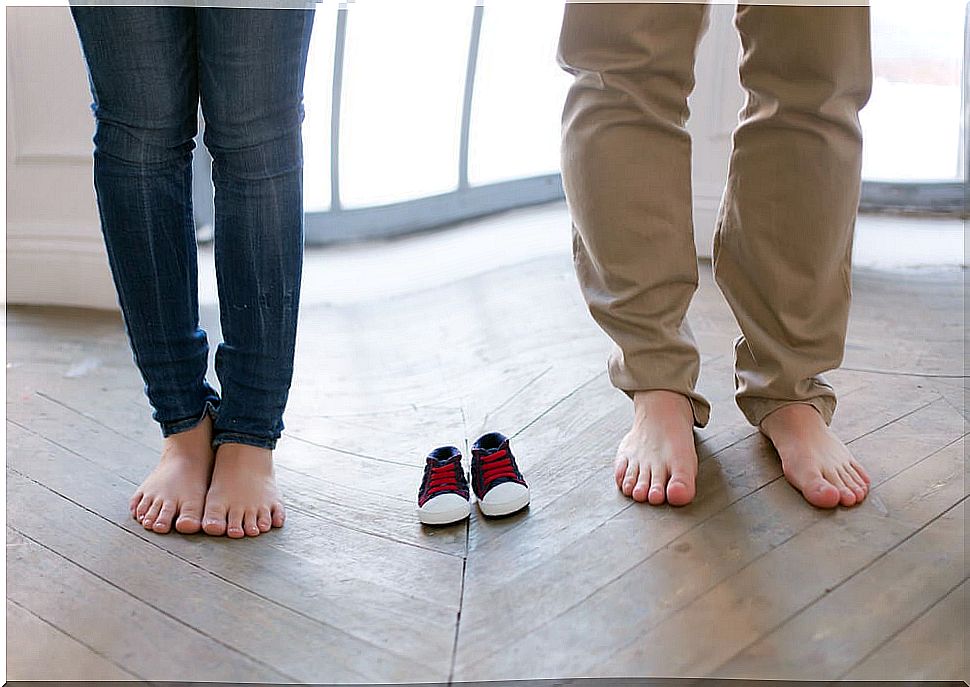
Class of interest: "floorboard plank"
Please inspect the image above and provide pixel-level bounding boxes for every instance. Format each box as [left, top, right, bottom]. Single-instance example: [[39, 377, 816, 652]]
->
[[843, 579, 969, 682], [6, 527, 292, 682], [8, 386, 467, 558], [453, 399, 963, 680], [7, 240, 964, 683], [6, 469, 437, 683], [712, 499, 967, 679], [588, 435, 965, 680], [6, 599, 139, 681], [6, 420, 458, 682]]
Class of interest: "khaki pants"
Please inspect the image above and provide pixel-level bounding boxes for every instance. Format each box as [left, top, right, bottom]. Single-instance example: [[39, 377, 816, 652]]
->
[[558, 3, 872, 428]]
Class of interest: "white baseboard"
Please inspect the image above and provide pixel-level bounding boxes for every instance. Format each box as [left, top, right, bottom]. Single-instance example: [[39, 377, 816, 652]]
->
[[7, 226, 119, 310]]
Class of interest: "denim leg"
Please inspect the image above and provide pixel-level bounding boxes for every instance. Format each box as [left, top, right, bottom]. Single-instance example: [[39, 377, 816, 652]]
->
[[198, 8, 315, 450], [70, 6, 221, 437]]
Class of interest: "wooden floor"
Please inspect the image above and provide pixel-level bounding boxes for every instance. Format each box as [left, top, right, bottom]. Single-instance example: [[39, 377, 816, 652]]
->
[[6, 208, 967, 684]]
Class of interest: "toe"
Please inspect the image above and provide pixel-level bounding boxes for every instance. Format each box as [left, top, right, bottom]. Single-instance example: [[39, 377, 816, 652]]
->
[[135, 494, 152, 521], [826, 468, 856, 507], [202, 500, 228, 536], [631, 465, 651, 503], [621, 461, 640, 498], [850, 460, 872, 486], [839, 465, 867, 502], [152, 501, 177, 533], [175, 501, 204, 534], [271, 502, 286, 528], [796, 471, 841, 509], [840, 488, 857, 506], [141, 498, 162, 530], [226, 508, 246, 539], [614, 456, 629, 490], [243, 510, 260, 537], [666, 469, 695, 507], [848, 465, 870, 499], [129, 490, 144, 517], [256, 506, 273, 533], [647, 465, 667, 506]]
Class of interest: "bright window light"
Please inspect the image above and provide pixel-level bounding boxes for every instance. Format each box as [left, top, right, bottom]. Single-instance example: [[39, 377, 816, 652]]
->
[[861, 0, 966, 182], [468, 0, 572, 186], [302, 3, 338, 213], [337, 0, 473, 208]]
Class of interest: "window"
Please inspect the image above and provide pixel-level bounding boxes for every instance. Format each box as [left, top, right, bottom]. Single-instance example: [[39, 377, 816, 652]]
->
[[195, 1, 967, 242], [862, 0, 966, 182]]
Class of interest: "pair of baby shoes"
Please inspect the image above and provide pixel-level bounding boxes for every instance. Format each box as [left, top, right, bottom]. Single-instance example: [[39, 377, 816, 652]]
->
[[417, 432, 530, 525]]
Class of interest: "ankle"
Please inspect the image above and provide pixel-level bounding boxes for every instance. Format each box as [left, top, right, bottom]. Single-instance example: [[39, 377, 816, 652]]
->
[[760, 402, 825, 440], [632, 389, 694, 425], [162, 426, 213, 457], [214, 442, 274, 467]]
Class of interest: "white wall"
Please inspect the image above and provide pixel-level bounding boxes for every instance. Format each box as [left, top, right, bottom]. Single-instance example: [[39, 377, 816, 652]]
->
[[6, 6, 119, 310]]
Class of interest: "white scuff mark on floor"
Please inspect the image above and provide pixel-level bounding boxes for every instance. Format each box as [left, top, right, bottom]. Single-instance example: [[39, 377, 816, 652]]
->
[[64, 357, 102, 378]]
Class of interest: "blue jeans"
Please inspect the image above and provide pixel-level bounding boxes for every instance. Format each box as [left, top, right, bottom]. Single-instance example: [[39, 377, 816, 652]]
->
[[70, 6, 315, 450]]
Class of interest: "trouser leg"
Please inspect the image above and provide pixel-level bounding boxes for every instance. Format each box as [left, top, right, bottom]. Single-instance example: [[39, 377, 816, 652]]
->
[[558, 2, 713, 427], [197, 8, 315, 449], [713, 4, 872, 426], [71, 6, 220, 436]]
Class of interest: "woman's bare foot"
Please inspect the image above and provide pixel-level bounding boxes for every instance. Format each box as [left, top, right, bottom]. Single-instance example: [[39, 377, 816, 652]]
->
[[759, 402, 871, 508], [614, 389, 698, 506], [202, 443, 285, 538], [130, 414, 214, 534]]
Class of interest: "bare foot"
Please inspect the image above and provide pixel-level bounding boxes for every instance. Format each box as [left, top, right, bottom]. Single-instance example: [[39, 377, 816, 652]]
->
[[759, 402, 871, 508], [614, 390, 698, 506], [130, 414, 214, 534], [202, 443, 285, 538]]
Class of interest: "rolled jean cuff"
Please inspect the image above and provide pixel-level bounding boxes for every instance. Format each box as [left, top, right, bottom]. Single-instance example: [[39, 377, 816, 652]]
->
[[160, 401, 219, 438], [211, 431, 277, 451]]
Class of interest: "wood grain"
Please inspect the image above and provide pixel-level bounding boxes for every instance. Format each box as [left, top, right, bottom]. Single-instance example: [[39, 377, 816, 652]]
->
[[7, 232, 964, 682]]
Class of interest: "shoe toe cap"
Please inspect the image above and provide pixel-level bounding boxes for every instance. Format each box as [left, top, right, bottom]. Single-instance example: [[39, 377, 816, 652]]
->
[[480, 481, 530, 515], [418, 493, 470, 524], [421, 492, 468, 513]]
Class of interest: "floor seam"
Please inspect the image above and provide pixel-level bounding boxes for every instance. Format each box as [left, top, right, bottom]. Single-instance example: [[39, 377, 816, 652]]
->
[[447, 404, 473, 686], [5, 463, 442, 677], [835, 573, 969, 680], [7, 525, 304, 683], [447, 525, 470, 687], [5, 596, 147, 683]]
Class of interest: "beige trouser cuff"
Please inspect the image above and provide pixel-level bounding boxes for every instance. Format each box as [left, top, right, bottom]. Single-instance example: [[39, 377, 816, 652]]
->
[[607, 349, 712, 429]]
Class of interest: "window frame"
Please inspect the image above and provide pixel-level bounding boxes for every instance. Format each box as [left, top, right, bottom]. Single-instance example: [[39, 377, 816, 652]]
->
[[193, 3, 969, 244]]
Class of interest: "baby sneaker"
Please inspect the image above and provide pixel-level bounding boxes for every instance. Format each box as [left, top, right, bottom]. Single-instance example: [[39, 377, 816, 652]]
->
[[417, 446, 471, 525], [471, 432, 530, 517]]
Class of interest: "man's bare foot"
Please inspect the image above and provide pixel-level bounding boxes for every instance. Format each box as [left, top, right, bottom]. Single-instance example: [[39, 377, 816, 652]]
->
[[130, 414, 214, 534], [202, 443, 285, 538], [614, 389, 698, 506], [759, 402, 871, 509]]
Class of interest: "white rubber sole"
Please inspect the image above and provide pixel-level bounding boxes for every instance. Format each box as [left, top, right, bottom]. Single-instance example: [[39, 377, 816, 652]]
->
[[477, 487, 531, 518], [417, 497, 471, 526]]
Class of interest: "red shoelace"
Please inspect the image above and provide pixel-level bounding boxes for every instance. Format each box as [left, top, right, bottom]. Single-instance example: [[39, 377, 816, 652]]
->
[[424, 462, 461, 499], [479, 449, 519, 489]]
